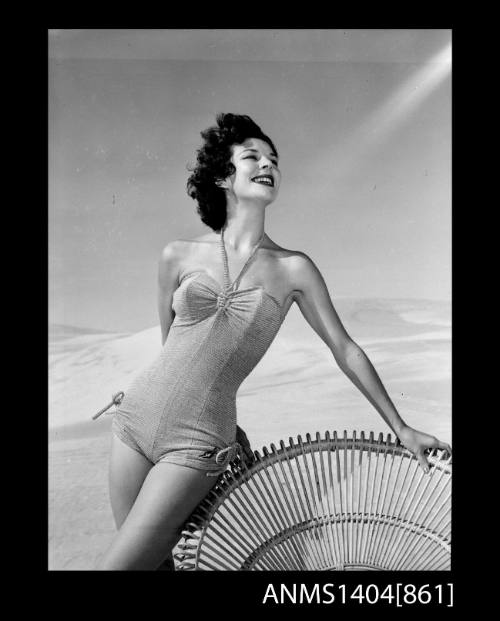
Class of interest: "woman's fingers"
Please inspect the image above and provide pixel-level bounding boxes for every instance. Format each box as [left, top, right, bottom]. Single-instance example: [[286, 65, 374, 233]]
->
[[416, 451, 430, 475], [241, 450, 254, 466], [431, 438, 452, 459], [235, 427, 254, 463], [237, 439, 254, 465], [436, 439, 452, 454], [239, 437, 251, 453]]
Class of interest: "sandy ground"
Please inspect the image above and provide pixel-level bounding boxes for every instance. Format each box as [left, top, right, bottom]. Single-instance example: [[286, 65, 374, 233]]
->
[[49, 298, 451, 570]]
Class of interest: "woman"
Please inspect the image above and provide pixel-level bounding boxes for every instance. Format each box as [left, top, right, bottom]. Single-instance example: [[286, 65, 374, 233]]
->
[[97, 113, 451, 570]]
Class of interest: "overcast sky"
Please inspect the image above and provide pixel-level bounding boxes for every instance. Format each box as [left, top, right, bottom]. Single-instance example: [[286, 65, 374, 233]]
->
[[49, 29, 451, 333]]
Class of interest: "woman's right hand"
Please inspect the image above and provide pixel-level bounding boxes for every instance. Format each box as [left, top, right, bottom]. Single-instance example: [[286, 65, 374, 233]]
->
[[236, 425, 254, 465]]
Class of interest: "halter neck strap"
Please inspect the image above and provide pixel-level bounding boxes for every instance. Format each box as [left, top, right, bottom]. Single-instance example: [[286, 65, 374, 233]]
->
[[219, 229, 265, 291]]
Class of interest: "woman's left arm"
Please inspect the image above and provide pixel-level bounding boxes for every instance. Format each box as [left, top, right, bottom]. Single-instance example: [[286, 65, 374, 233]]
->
[[290, 252, 451, 473]]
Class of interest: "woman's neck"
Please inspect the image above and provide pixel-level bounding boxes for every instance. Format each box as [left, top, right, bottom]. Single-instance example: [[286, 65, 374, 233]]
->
[[221, 203, 266, 251]]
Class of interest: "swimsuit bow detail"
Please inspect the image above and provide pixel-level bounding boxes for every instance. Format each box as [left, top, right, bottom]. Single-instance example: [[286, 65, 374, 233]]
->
[[217, 291, 231, 310]]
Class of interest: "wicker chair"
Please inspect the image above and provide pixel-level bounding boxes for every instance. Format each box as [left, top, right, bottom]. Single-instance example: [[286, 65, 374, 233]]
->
[[175, 431, 451, 571]]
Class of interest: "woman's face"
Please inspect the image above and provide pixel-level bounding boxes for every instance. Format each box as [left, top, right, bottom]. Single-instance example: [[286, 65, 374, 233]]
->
[[222, 137, 281, 203]]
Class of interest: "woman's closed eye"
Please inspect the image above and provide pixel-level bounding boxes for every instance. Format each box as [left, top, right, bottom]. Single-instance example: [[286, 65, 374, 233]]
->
[[244, 155, 279, 167]]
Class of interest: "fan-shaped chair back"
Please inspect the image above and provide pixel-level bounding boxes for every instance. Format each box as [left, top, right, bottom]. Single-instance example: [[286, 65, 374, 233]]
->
[[175, 431, 451, 571]]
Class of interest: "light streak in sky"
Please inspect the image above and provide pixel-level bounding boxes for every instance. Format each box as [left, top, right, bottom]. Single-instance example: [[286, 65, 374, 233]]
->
[[332, 43, 452, 181]]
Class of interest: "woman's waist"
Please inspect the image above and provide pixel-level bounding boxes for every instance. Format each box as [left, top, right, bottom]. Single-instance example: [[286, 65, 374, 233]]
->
[[115, 381, 238, 417]]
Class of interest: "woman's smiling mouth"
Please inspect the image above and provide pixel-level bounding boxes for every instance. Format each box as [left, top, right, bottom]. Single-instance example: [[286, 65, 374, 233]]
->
[[251, 174, 274, 187]]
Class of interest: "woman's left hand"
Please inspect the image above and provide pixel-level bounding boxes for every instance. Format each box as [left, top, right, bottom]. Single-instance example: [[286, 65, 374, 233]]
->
[[236, 425, 254, 466], [397, 425, 452, 474]]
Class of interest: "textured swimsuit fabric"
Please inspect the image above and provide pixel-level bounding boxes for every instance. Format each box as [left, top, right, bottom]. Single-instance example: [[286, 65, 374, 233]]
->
[[112, 270, 285, 472]]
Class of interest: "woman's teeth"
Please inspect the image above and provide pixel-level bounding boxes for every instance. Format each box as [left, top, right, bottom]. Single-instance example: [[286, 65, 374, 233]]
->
[[252, 176, 273, 186]]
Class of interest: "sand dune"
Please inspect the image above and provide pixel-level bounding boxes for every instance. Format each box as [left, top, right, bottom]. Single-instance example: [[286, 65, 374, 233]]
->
[[49, 297, 451, 569]]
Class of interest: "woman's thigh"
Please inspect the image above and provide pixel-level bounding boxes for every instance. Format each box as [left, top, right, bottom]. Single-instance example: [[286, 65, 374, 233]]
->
[[108, 433, 153, 529], [98, 461, 218, 570]]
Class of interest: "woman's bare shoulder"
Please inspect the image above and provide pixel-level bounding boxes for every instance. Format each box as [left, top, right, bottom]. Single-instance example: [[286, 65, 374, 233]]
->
[[264, 242, 324, 296], [159, 233, 216, 261], [264, 238, 312, 266]]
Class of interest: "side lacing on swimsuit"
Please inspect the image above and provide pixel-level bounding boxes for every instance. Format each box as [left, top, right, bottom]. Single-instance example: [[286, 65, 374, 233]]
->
[[205, 441, 242, 476], [92, 391, 125, 420]]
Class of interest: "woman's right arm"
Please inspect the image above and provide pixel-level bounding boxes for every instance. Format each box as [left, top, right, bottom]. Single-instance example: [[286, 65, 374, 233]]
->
[[158, 241, 182, 346]]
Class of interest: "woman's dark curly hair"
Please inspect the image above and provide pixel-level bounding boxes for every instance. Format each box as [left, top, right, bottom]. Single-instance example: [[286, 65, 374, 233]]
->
[[187, 113, 278, 232]]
